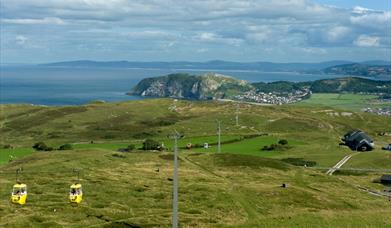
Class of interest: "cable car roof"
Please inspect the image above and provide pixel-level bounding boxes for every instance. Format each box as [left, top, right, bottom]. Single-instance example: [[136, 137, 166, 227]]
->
[[70, 183, 82, 188], [13, 183, 27, 188]]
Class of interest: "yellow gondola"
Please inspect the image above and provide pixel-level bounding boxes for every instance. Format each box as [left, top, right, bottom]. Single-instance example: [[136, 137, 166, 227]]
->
[[11, 183, 27, 205], [69, 183, 83, 204]]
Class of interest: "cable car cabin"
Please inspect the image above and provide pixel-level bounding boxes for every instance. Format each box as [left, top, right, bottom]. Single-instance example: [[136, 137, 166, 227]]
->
[[69, 183, 83, 204], [11, 183, 27, 205]]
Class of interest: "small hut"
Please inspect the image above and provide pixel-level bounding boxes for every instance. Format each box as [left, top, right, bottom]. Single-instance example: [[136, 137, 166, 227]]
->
[[380, 175, 391, 185], [341, 130, 374, 151]]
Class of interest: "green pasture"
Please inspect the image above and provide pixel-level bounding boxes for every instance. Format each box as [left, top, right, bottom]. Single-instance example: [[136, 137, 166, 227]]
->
[[0, 148, 34, 165], [297, 93, 389, 111]]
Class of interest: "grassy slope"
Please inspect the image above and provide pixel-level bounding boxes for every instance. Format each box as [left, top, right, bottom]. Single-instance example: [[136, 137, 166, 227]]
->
[[0, 150, 390, 227], [0, 148, 35, 165], [1, 97, 391, 226], [1, 97, 390, 168], [297, 93, 390, 111]]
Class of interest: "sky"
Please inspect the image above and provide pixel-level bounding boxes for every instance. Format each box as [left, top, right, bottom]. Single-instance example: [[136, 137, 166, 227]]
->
[[0, 0, 390, 63]]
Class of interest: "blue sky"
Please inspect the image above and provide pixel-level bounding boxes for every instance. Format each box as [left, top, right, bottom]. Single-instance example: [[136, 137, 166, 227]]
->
[[1, 0, 390, 63], [314, 0, 390, 11]]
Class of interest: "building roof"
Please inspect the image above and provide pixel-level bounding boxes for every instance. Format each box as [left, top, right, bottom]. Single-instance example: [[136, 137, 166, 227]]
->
[[381, 175, 391, 181], [344, 130, 373, 143]]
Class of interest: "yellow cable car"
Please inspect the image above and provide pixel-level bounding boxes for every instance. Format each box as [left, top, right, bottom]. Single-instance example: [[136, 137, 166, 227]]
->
[[11, 183, 27, 205], [69, 183, 83, 204]]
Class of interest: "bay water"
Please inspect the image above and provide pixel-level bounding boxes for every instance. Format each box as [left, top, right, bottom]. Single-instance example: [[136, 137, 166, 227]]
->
[[0, 66, 348, 105]]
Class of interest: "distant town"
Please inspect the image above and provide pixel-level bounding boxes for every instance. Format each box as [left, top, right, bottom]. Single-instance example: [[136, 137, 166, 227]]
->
[[363, 107, 391, 116], [234, 89, 311, 105]]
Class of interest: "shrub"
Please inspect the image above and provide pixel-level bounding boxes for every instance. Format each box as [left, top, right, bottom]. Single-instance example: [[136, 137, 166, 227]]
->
[[142, 139, 162, 150], [127, 144, 136, 151], [58, 143, 73, 150], [261, 144, 279, 151], [278, 139, 288, 145], [1, 144, 13, 149], [33, 142, 48, 151], [8, 155, 15, 163], [33, 142, 54, 151], [118, 144, 136, 153], [157, 119, 177, 126]]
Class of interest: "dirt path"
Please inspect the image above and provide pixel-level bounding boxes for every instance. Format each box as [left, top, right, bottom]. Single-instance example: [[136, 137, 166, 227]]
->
[[326, 153, 357, 175]]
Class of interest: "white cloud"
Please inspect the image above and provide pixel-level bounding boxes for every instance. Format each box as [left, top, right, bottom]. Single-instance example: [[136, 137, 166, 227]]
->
[[196, 48, 208, 53], [15, 35, 29, 45], [352, 6, 373, 14], [195, 32, 243, 46], [354, 35, 380, 47], [2, 17, 66, 25], [350, 10, 391, 30], [198, 32, 218, 42], [126, 31, 175, 39], [1, 0, 390, 62], [326, 26, 350, 42], [302, 47, 327, 54]]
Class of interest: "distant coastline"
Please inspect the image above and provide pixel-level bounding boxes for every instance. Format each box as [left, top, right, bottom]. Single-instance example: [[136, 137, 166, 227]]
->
[[1, 61, 389, 106]]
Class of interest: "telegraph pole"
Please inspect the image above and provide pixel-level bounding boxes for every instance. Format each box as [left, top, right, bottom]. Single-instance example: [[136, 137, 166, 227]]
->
[[235, 103, 239, 126], [169, 130, 182, 228], [216, 120, 221, 153]]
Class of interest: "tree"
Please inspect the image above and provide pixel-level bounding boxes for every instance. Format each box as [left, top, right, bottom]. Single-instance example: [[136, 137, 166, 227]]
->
[[142, 139, 161, 150], [58, 143, 73, 150], [278, 139, 288, 145], [127, 144, 136, 151], [1, 144, 13, 149], [33, 142, 48, 151]]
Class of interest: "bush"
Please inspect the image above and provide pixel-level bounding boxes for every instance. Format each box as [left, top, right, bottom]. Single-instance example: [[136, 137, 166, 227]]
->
[[33, 142, 54, 151], [127, 144, 136, 151], [142, 139, 162, 150], [33, 142, 48, 151], [261, 144, 279, 151], [118, 144, 136, 153], [58, 143, 73, 150], [278, 139, 288, 145], [1, 144, 13, 149]]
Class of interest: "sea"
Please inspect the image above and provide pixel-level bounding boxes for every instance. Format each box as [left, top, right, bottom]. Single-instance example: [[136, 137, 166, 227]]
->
[[0, 66, 377, 106]]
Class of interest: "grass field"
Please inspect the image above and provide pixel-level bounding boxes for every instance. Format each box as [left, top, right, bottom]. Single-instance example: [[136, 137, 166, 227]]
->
[[0, 150, 390, 227], [0, 148, 35, 165], [1, 97, 391, 226], [1, 97, 390, 167], [297, 93, 390, 111], [191, 135, 301, 156]]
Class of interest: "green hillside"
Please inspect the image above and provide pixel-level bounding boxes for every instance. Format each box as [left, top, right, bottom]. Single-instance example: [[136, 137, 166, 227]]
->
[[296, 93, 388, 111], [1, 150, 391, 227], [323, 63, 391, 78], [130, 74, 391, 101], [1, 98, 391, 226]]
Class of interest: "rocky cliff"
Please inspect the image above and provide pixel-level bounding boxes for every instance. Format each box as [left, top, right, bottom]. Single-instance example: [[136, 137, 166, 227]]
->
[[128, 73, 252, 99], [129, 73, 391, 101]]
